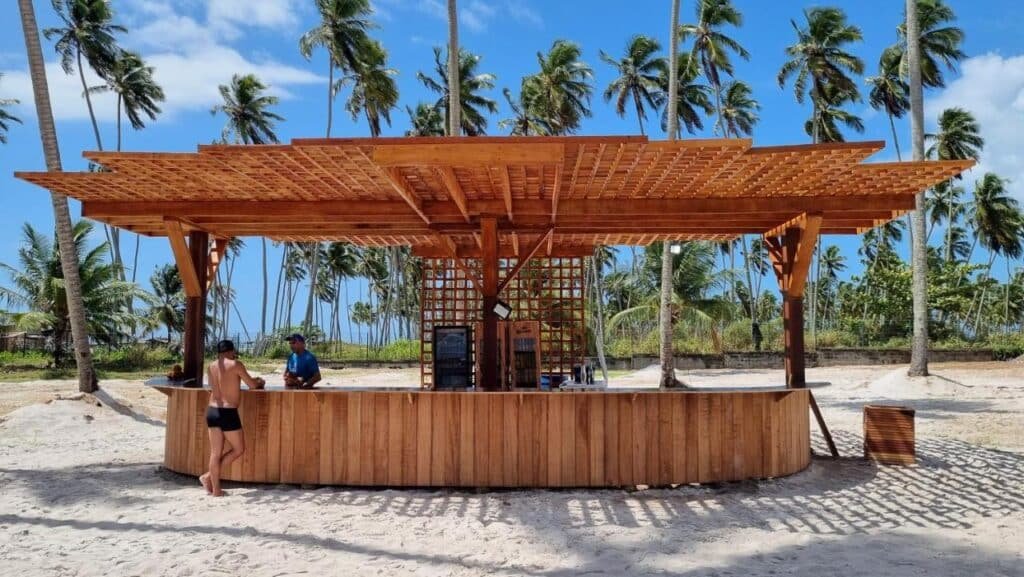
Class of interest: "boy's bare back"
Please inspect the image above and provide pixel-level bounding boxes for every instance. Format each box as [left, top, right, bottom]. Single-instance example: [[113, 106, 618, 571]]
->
[[208, 358, 264, 407]]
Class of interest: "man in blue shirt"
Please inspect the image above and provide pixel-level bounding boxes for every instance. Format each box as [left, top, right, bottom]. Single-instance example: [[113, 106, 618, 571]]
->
[[284, 334, 321, 389]]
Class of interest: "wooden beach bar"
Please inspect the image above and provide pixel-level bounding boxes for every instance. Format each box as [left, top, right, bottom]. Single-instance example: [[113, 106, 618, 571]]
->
[[17, 136, 970, 487]]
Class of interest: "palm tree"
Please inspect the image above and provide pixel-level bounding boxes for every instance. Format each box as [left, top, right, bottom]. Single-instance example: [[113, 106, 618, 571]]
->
[[679, 0, 750, 136], [90, 50, 164, 151], [299, 0, 374, 137], [147, 264, 185, 342], [657, 56, 714, 137], [803, 84, 864, 143], [867, 46, 910, 160], [0, 221, 148, 366], [342, 39, 398, 137], [967, 174, 1023, 333], [926, 107, 984, 162], [499, 85, 551, 136], [447, 0, 460, 136], [44, 0, 125, 151], [211, 74, 284, 145], [894, 0, 965, 89], [661, 0, 682, 389], [817, 245, 846, 328], [0, 74, 21, 144], [906, 0, 929, 377], [525, 40, 593, 135], [600, 35, 664, 135], [718, 80, 759, 137], [926, 180, 966, 259], [18, 0, 98, 393], [405, 102, 445, 136], [417, 47, 497, 136], [778, 7, 864, 144]]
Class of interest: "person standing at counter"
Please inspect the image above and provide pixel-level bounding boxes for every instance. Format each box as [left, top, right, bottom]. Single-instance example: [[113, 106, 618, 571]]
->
[[201, 339, 265, 496], [284, 333, 322, 389]]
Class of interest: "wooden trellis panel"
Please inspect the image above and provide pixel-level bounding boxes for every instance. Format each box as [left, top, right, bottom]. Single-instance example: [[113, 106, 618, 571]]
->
[[420, 257, 585, 388]]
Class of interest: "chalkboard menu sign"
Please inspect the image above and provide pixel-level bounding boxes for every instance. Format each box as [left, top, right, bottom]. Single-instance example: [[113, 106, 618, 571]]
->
[[433, 325, 474, 389]]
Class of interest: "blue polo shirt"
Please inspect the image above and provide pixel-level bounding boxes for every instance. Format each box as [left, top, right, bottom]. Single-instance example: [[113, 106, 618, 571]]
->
[[286, 350, 320, 380]]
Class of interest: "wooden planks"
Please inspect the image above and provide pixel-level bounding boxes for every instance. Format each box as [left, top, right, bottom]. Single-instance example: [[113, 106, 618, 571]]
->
[[864, 404, 916, 465], [160, 388, 811, 487]]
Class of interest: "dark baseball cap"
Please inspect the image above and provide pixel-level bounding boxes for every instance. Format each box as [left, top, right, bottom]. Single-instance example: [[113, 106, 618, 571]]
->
[[216, 339, 236, 353], [285, 333, 305, 343]]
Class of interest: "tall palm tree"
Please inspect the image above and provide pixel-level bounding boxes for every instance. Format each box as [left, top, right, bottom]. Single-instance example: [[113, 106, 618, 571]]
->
[[0, 221, 147, 367], [926, 107, 984, 162], [405, 102, 445, 136], [894, 0, 965, 89], [342, 39, 398, 137], [44, 0, 125, 151], [718, 80, 759, 137], [600, 35, 664, 135], [147, 264, 184, 342], [926, 180, 966, 259], [90, 50, 164, 151], [967, 174, 1023, 333], [867, 46, 910, 160], [499, 85, 551, 136], [0, 74, 21, 144], [417, 47, 497, 136], [447, 0, 460, 136], [525, 40, 593, 135], [299, 0, 374, 137], [778, 7, 864, 144], [18, 0, 98, 393], [661, 0, 682, 389], [211, 73, 284, 145], [657, 56, 714, 138], [906, 0, 929, 376], [803, 84, 864, 143], [679, 0, 750, 136]]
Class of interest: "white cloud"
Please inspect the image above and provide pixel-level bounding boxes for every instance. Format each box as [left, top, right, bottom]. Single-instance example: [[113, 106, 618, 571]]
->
[[389, 0, 536, 33], [928, 52, 1024, 202], [1, 0, 321, 124], [206, 0, 303, 38], [504, 0, 542, 28]]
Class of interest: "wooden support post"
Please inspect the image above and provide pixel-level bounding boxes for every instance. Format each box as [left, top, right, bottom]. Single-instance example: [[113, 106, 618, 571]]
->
[[183, 231, 210, 387], [480, 216, 499, 391], [783, 293, 806, 388], [809, 391, 840, 458]]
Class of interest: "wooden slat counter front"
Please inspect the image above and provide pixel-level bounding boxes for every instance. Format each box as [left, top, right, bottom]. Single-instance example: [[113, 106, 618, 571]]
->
[[154, 385, 810, 487]]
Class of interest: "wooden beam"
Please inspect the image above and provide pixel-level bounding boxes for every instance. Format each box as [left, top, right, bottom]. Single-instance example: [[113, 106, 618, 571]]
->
[[788, 213, 823, 297], [382, 167, 430, 223], [551, 164, 562, 224], [501, 166, 514, 223], [438, 167, 471, 223], [373, 142, 564, 167], [498, 228, 553, 293], [480, 217, 500, 391], [165, 219, 201, 298], [206, 238, 229, 291], [435, 234, 482, 291]]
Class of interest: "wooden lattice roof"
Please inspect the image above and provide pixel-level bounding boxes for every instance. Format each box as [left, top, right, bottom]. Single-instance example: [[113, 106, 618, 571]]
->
[[15, 136, 972, 257]]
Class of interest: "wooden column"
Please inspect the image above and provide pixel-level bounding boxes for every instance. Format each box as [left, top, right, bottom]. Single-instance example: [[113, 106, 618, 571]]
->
[[183, 231, 210, 387], [765, 214, 821, 389], [480, 217, 499, 391]]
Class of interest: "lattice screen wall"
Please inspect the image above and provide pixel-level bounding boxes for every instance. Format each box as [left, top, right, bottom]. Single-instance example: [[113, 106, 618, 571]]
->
[[420, 257, 585, 388]]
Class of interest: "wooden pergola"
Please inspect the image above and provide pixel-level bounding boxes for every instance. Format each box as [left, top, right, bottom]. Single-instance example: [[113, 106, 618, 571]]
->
[[17, 136, 972, 389]]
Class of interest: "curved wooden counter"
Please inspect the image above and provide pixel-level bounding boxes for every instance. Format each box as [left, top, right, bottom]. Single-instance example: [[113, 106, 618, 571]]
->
[[156, 387, 810, 487]]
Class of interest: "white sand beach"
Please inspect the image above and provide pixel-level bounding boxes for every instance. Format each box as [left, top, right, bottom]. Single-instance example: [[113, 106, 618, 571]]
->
[[1, 362, 1022, 576]]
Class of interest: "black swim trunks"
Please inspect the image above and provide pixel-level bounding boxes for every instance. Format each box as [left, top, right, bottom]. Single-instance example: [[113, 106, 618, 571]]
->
[[206, 406, 242, 432]]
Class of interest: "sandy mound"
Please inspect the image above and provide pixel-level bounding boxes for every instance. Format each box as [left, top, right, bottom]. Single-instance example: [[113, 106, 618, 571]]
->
[[866, 367, 966, 398]]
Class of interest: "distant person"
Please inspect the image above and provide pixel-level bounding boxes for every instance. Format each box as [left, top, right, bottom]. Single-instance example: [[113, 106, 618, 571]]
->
[[752, 322, 764, 352], [284, 333, 321, 389], [200, 340, 265, 497]]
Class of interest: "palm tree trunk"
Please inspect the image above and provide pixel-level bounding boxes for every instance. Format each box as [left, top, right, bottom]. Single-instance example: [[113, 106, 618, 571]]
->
[[77, 48, 103, 152], [591, 254, 609, 384], [907, 0, 929, 376], [447, 0, 461, 136], [660, 0, 681, 389], [18, 0, 97, 393], [303, 243, 320, 335], [326, 60, 334, 138], [887, 111, 902, 162], [633, 87, 646, 136], [261, 238, 268, 336]]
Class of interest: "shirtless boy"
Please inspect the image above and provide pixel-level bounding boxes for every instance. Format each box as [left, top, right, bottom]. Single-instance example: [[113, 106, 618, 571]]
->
[[200, 340, 265, 496]]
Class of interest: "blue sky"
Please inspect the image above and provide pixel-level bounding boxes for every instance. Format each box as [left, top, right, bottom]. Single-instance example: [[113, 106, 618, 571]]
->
[[1, 0, 1022, 340]]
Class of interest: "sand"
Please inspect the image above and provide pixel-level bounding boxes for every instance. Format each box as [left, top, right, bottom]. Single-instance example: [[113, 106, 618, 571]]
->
[[1, 362, 1022, 576]]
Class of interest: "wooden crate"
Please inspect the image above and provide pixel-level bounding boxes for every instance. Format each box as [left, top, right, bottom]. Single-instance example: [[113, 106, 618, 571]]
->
[[864, 405, 916, 465]]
